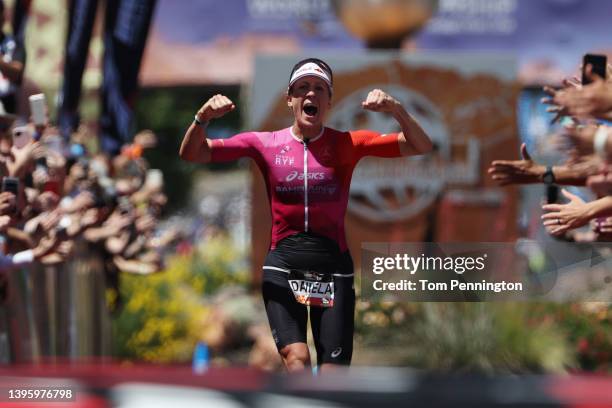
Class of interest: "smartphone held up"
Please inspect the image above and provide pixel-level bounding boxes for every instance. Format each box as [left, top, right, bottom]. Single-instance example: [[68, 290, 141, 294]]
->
[[29, 93, 47, 127], [1, 177, 19, 214]]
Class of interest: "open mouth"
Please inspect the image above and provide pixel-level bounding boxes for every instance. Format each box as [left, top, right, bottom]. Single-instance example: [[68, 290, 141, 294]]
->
[[303, 105, 318, 117]]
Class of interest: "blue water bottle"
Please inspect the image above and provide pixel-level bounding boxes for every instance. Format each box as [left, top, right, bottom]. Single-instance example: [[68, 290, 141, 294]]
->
[[192, 342, 209, 374]]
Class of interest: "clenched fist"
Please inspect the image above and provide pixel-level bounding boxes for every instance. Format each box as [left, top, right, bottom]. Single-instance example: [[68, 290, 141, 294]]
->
[[361, 89, 400, 113], [196, 94, 235, 122]]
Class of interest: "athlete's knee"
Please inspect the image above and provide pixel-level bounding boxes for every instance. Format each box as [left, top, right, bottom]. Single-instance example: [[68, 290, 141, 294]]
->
[[280, 343, 310, 372]]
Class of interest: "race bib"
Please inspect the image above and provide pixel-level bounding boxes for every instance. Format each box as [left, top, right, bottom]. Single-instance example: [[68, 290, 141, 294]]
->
[[288, 270, 334, 307]]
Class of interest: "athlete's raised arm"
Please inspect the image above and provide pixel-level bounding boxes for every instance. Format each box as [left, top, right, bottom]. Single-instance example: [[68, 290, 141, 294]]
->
[[361, 89, 433, 156], [179, 94, 235, 163]]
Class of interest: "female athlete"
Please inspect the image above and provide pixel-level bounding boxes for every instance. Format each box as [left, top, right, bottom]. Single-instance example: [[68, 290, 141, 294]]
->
[[179, 58, 433, 372]]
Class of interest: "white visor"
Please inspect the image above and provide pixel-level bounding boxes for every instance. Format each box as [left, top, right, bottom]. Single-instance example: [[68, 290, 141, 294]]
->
[[288, 62, 332, 91]]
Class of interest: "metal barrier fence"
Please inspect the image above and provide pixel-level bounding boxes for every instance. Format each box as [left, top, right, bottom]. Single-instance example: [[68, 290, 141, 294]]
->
[[0, 239, 112, 363]]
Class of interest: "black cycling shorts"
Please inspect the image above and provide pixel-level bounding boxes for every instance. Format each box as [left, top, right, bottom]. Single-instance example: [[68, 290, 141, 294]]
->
[[261, 232, 355, 366]]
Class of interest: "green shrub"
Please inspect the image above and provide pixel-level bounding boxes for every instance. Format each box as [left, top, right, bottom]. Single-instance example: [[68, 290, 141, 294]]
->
[[112, 234, 249, 362]]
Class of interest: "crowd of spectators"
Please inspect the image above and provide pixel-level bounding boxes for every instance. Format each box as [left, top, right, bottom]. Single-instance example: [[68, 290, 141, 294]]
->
[[0, 103, 178, 311], [489, 61, 612, 242]]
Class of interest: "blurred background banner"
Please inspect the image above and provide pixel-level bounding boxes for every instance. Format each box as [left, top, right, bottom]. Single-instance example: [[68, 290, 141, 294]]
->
[[133, 0, 612, 86], [414, 0, 612, 85], [250, 53, 519, 275], [18, 0, 612, 89], [139, 0, 361, 85]]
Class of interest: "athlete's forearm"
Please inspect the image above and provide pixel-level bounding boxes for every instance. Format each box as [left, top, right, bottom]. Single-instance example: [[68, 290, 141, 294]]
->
[[179, 121, 212, 163], [392, 105, 433, 156]]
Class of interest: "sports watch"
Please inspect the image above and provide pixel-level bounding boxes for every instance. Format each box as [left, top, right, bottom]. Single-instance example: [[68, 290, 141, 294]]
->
[[542, 166, 556, 185], [194, 114, 208, 126]]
